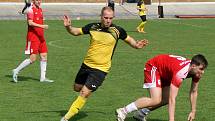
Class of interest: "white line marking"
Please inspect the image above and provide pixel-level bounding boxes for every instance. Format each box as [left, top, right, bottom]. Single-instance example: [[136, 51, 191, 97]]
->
[[48, 39, 71, 49]]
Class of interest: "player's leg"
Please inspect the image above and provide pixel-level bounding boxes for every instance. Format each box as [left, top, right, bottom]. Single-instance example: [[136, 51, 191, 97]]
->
[[62, 85, 90, 121], [136, 16, 141, 32], [73, 64, 89, 92], [12, 57, 33, 82], [139, 15, 147, 33], [39, 52, 53, 82], [12, 40, 38, 82], [116, 87, 162, 121], [12, 54, 36, 82], [74, 83, 84, 92], [137, 14, 144, 32], [39, 41, 53, 82], [61, 65, 88, 121], [133, 86, 170, 121], [116, 64, 162, 121], [61, 64, 107, 120]]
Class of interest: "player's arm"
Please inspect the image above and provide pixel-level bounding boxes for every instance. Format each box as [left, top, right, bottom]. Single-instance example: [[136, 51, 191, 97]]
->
[[169, 83, 179, 121], [28, 20, 48, 29], [136, 6, 141, 10], [187, 81, 199, 121], [63, 15, 82, 36], [27, 8, 48, 29], [137, 7, 147, 11], [124, 36, 149, 49]]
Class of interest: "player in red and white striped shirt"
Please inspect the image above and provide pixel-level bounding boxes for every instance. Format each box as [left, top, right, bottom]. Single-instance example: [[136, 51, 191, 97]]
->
[[116, 54, 208, 121]]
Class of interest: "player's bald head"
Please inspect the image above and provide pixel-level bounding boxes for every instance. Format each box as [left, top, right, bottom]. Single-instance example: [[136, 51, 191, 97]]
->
[[101, 6, 114, 16]]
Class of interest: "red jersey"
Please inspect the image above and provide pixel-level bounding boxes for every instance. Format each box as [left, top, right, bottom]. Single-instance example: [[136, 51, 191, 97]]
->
[[146, 54, 199, 88], [27, 4, 45, 42], [24, 3, 47, 55]]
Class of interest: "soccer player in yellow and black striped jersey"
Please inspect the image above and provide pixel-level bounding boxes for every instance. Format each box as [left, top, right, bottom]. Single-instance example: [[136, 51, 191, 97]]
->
[[61, 6, 149, 121], [137, 0, 147, 33]]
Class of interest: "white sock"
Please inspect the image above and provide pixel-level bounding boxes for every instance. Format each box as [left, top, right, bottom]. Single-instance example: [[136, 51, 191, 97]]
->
[[125, 102, 138, 114], [15, 59, 31, 72], [40, 59, 47, 81]]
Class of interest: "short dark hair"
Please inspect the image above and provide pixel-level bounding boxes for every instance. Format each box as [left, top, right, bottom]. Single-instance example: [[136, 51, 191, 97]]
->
[[191, 54, 208, 69]]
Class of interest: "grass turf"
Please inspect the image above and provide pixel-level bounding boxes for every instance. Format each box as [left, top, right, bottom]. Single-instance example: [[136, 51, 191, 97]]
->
[[0, 19, 214, 121]]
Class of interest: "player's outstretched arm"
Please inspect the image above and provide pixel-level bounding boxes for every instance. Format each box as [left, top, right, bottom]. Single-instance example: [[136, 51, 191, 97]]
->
[[168, 84, 179, 121], [187, 81, 199, 121], [125, 36, 149, 49], [63, 15, 82, 36]]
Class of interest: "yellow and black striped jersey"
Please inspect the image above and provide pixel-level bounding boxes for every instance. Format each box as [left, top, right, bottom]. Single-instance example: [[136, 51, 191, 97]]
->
[[80, 23, 128, 73]]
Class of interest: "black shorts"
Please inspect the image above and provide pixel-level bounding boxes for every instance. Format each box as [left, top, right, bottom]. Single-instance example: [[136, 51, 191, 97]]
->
[[75, 63, 107, 92], [140, 15, 147, 22]]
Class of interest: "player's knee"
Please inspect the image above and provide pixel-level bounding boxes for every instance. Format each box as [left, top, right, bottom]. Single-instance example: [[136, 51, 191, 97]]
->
[[74, 87, 81, 92], [152, 97, 162, 105], [74, 84, 83, 92], [80, 89, 91, 98], [30, 54, 37, 62], [40, 55, 47, 61], [79, 86, 92, 98], [30, 57, 36, 63]]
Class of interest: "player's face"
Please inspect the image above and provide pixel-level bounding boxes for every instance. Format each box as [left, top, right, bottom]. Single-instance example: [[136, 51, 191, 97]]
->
[[33, 0, 41, 7], [189, 64, 205, 78], [101, 10, 114, 28]]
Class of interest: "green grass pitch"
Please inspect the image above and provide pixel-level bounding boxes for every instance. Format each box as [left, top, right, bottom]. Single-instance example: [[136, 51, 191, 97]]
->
[[0, 19, 214, 121]]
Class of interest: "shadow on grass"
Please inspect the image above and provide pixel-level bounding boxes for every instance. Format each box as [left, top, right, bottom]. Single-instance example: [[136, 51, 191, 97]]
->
[[25, 110, 107, 121], [58, 110, 88, 121], [5, 75, 39, 82], [126, 116, 167, 121]]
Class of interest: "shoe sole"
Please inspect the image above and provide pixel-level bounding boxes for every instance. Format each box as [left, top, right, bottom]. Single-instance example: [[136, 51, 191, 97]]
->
[[133, 116, 146, 121]]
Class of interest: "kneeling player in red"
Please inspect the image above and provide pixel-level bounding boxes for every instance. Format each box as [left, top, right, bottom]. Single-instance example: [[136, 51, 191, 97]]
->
[[116, 54, 208, 121]]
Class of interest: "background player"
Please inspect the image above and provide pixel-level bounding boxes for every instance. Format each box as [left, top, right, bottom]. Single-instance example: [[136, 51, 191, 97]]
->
[[12, 0, 53, 83], [136, 0, 147, 33], [21, 0, 32, 14]]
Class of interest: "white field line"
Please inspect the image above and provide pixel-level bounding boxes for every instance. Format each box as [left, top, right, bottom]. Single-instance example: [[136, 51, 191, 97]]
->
[[48, 39, 72, 49]]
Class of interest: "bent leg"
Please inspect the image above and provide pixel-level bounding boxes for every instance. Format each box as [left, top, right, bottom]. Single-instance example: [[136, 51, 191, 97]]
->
[[64, 86, 92, 120], [133, 86, 170, 121], [149, 86, 169, 111], [14, 54, 36, 73], [135, 87, 162, 109], [116, 87, 162, 121], [74, 83, 84, 92], [139, 86, 170, 113]]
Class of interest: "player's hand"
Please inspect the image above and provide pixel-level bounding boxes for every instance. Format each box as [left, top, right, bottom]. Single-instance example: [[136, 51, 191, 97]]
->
[[187, 111, 195, 121], [135, 39, 149, 49], [63, 15, 71, 27], [43, 25, 48, 29]]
